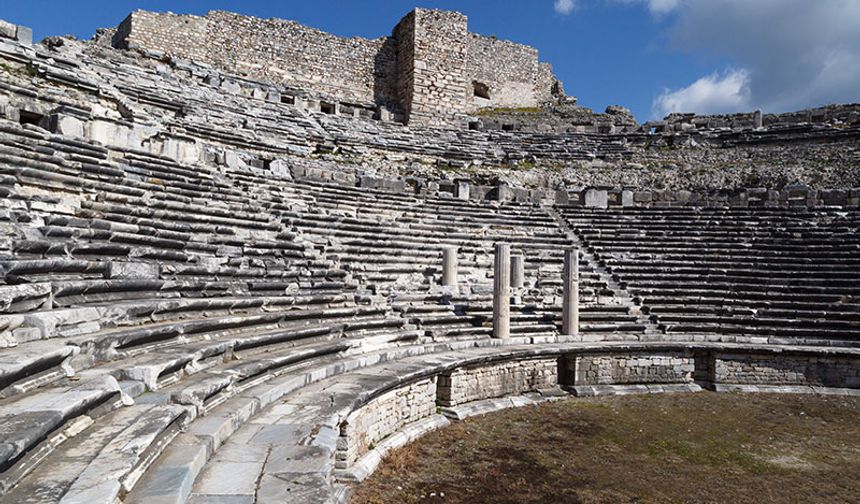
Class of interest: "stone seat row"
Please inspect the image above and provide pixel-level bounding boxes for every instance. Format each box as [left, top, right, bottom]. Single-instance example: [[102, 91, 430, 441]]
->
[[565, 207, 860, 343], [0, 284, 586, 502], [0, 314, 442, 497]]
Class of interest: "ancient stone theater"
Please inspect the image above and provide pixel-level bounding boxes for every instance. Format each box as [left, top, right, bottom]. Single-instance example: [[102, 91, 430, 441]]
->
[[0, 6, 858, 503]]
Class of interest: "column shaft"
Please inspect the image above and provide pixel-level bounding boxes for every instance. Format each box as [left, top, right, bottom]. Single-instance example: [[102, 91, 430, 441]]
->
[[493, 243, 511, 339], [442, 247, 458, 287], [562, 248, 580, 336], [510, 255, 525, 289]]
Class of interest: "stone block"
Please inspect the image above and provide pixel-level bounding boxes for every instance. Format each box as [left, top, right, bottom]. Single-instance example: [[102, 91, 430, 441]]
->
[[15, 25, 32, 45], [583, 189, 608, 209], [621, 190, 634, 207], [0, 20, 16, 39], [88, 120, 131, 149], [49, 114, 85, 138], [360, 176, 381, 189], [107, 262, 160, 279], [269, 159, 292, 179], [821, 189, 848, 206], [455, 180, 470, 200]]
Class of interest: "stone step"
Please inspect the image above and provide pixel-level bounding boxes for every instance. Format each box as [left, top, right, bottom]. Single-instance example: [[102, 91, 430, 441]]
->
[[0, 374, 127, 494]]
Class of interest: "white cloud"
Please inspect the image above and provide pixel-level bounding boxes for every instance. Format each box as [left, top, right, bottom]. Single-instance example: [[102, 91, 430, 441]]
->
[[652, 68, 751, 117], [554, 0, 576, 15], [615, 0, 682, 15], [646, 0, 681, 14], [652, 0, 860, 117]]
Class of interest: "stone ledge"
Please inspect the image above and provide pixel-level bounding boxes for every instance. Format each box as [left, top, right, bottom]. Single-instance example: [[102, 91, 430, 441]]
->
[[570, 383, 703, 397], [713, 384, 860, 396]]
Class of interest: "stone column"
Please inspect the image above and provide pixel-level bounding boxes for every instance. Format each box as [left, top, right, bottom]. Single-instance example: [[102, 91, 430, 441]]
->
[[510, 255, 525, 289], [562, 248, 580, 336], [493, 243, 511, 339], [442, 246, 458, 287]]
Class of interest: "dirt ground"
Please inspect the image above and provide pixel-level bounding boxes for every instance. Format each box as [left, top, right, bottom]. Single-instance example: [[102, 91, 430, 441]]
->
[[350, 392, 860, 504]]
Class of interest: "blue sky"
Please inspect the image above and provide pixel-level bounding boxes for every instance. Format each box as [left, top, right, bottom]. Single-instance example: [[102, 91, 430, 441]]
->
[[2, 1, 859, 121]]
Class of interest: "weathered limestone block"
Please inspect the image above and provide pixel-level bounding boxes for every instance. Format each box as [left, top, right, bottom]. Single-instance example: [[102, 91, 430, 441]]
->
[[59, 404, 188, 503], [621, 190, 634, 207], [161, 137, 200, 164], [584, 189, 608, 208], [106, 262, 160, 279], [49, 114, 85, 138], [22, 307, 102, 341], [456, 180, 471, 200], [0, 283, 52, 314], [269, 159, 292, 179], [15, 25, 32, 45], [88, 120, 133, 149], [0, 20, 16, 39]]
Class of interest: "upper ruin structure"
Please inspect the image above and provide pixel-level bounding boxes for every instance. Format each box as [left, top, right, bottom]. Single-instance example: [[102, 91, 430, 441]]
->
[[112, 8, 564, 127]]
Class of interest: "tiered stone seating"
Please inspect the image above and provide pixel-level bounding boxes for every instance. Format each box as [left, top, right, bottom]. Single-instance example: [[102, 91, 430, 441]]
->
[[283, 179, 570, 290], [0, 118, 603, 500], [560, 206, 860, 345], [1, 26, 857, 504]]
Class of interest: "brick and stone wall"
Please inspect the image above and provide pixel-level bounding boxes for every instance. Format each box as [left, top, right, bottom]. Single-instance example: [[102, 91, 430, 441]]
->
[[206, 11, 398, 107], [115, 10, 395, 107], [112, 8, 561, 127], [114, 11, 209, 62], [338, 377, 437, 467], [437, 358, 559, 407], [466, 35, 557, 112], [405, 9, 469, 128], [564, 351, 697, 386], [714, 353, 860, 388]]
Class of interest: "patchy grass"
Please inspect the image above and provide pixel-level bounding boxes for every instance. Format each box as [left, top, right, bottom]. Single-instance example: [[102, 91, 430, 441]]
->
[[351, 393, 860, 504], [512, 159, 536, 171]]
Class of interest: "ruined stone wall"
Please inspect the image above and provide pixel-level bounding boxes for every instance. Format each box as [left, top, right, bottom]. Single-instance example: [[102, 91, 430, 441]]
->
[[392, 11, 417, 119], [767, 104, 860, 126], [114, 11, 209, 62], [437, 358, 559, 406], [659, 104, 860, 132], [204, 11, 397, 107], [338, 377, 437, 466], [115, 11, 396, 106], [466, 35, 542, 111], [112, 8, 561, 127], [405, 8, 469, 128], [536, 62, 560, 103], [566, 352, 697, 386], [714, 353, 860, 388]]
